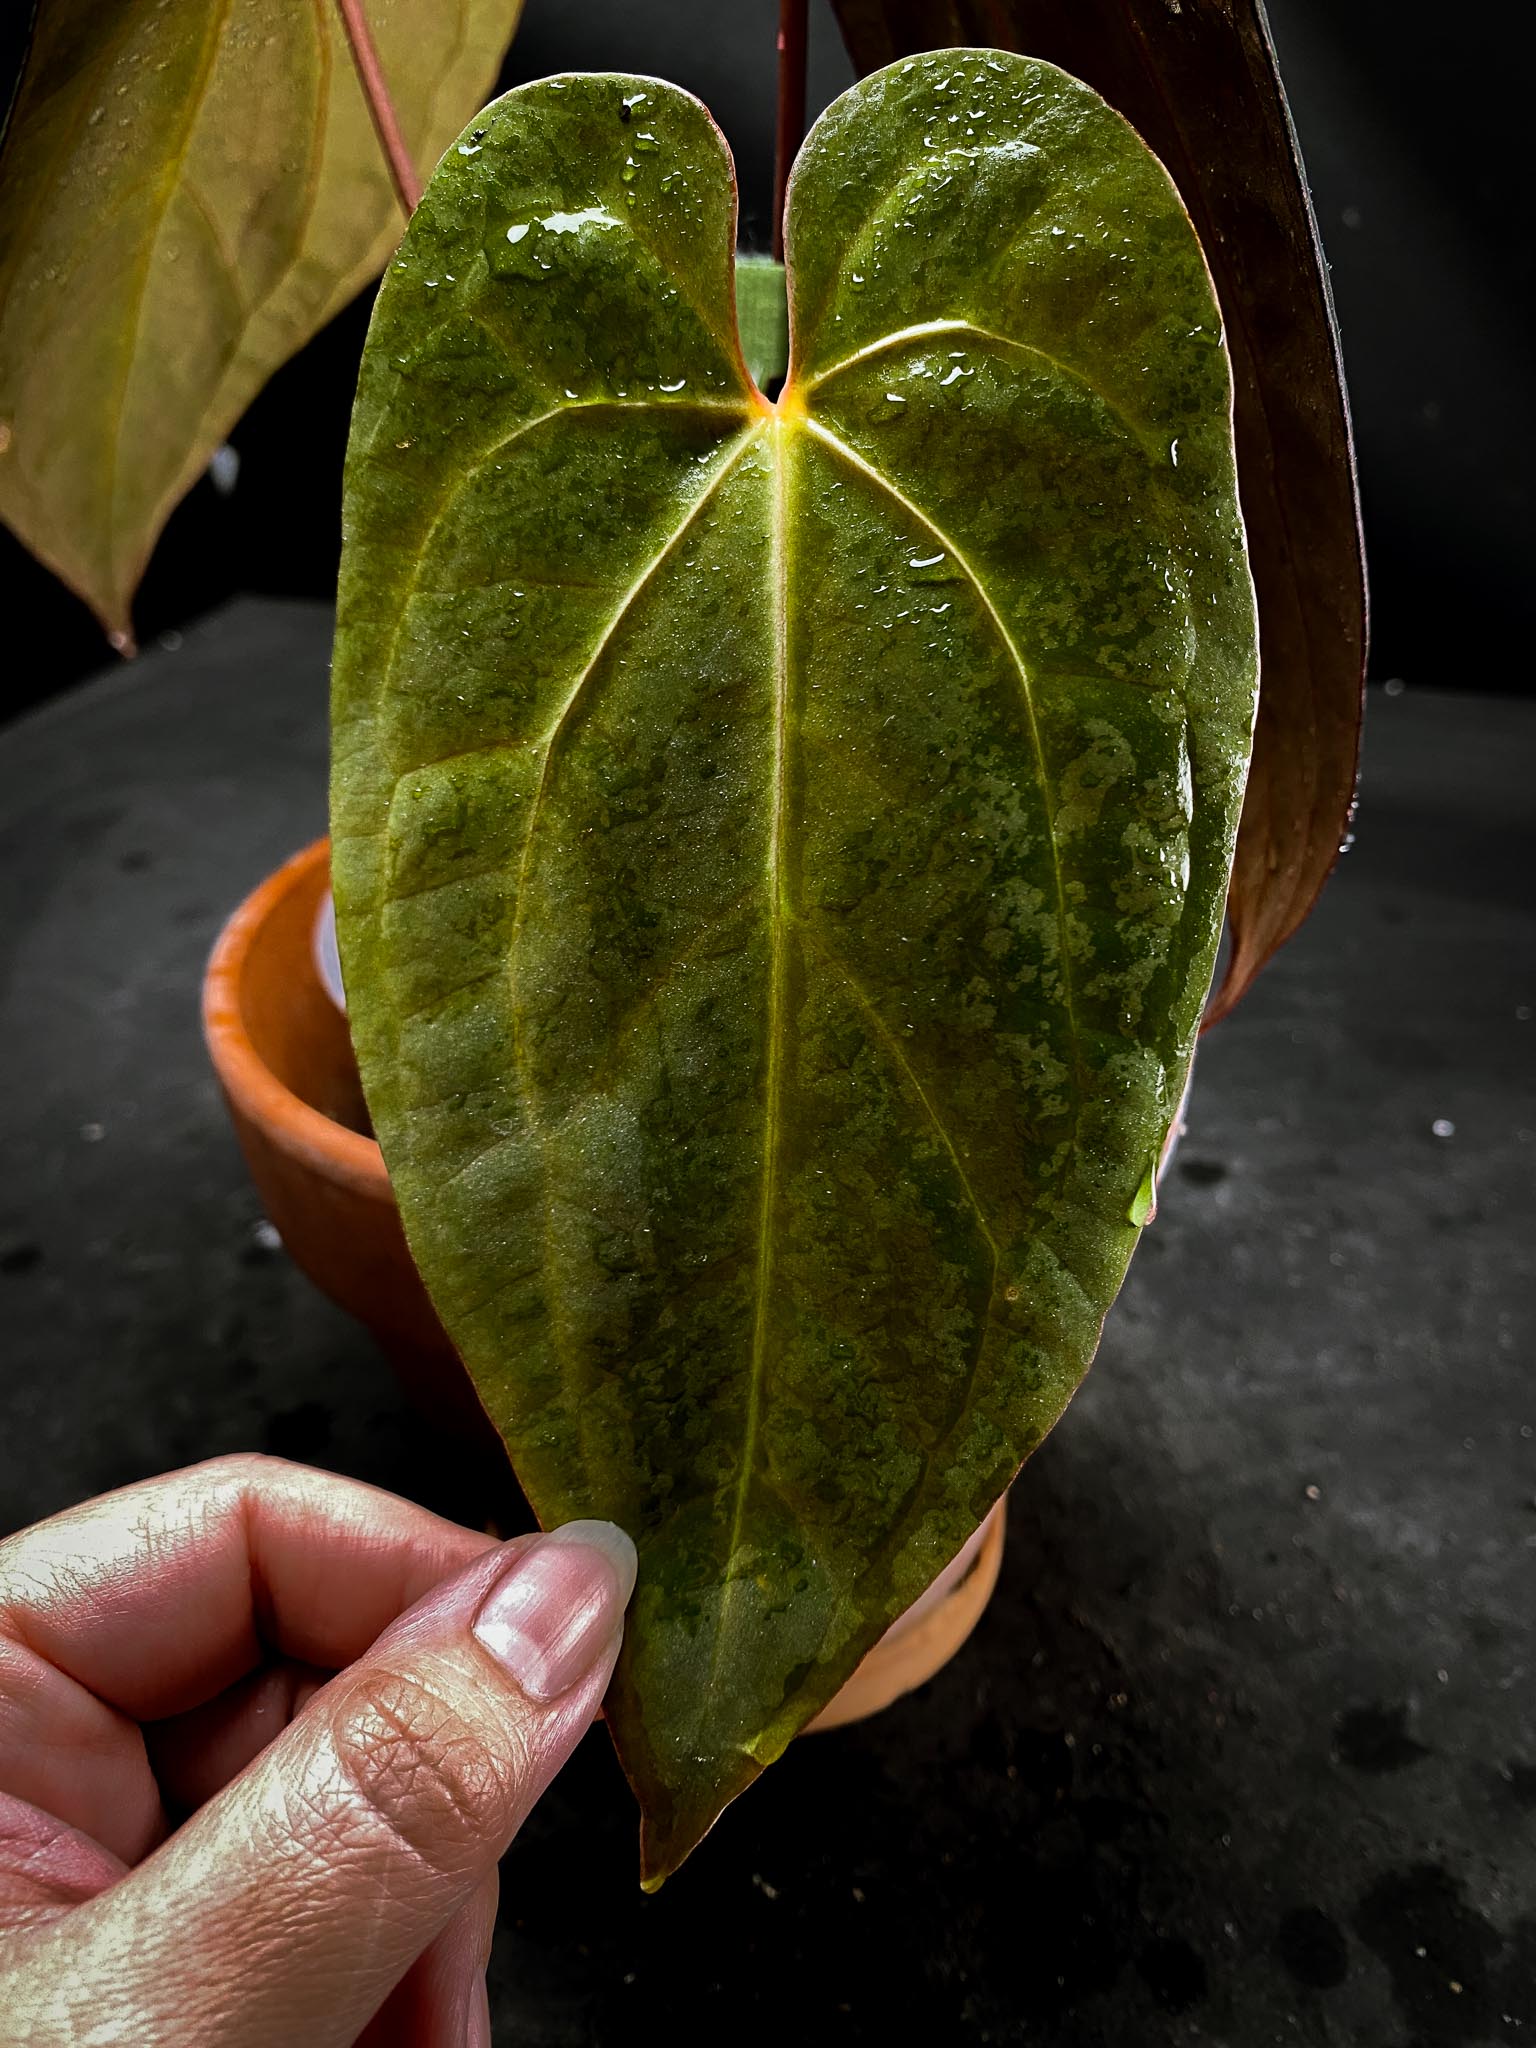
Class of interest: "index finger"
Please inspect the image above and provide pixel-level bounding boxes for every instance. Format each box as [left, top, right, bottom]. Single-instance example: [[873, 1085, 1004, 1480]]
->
[[0, 1455, 499, 1721]]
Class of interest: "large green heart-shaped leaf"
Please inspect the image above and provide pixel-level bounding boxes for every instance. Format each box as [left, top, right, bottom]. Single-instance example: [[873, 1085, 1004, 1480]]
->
[[829, 0, 1366, 1021], [0, 0, 523, 646], [332, 54, 1258, 1884]]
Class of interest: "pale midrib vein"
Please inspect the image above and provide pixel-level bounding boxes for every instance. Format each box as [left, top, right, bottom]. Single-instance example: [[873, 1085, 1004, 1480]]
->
[[804, 317, 1145, 451], [800, 414, 1085, 1087], [719, 414, 792, 1604]]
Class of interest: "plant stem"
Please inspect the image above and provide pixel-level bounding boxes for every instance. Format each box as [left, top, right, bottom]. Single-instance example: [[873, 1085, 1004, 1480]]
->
[[772, 0, 809, 261], [334, 0, 422, 217]]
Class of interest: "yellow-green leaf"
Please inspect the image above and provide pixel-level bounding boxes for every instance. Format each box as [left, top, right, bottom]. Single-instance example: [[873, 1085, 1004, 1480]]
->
[[332, 56, 1259, 1886], [0, 0, 523, 644]]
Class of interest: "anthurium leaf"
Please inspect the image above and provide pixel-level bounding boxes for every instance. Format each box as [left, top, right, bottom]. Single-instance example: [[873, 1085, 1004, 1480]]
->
[[331, 55, 1258, 1886], [0, 0, 524, 646], [829, 0, 1365, 1019]]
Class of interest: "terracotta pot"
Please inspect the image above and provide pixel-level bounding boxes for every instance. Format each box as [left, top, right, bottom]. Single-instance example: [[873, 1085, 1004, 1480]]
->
[[203, 838, 1007, 1725], [806, 1500, 1005, 1731], [202, 839, 493, 1445]]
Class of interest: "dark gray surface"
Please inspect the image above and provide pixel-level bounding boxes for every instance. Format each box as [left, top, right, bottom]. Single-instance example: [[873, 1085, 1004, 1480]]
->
[[1, 601, 1531, 2045]]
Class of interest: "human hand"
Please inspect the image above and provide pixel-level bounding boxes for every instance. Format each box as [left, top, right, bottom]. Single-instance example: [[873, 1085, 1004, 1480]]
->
[[0, 1454, 636, 2045]]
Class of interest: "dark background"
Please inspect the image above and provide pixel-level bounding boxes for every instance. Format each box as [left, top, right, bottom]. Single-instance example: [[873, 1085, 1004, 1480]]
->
[[2, 11, 1532, 2037], [2, 0, 1533, 718]]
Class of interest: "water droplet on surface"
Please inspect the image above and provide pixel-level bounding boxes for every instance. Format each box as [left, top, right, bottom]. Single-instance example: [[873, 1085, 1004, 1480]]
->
[[540, 206, 621, 234]]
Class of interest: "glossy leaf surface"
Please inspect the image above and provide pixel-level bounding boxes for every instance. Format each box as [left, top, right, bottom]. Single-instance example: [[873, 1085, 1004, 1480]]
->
[[0, 0, 523, 644], [332, 56, 1258, 1883], [831, 0, 1365, 1017]]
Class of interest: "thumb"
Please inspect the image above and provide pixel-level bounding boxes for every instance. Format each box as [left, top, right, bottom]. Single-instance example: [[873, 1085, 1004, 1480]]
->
[[6, 1522, 635, 2048]]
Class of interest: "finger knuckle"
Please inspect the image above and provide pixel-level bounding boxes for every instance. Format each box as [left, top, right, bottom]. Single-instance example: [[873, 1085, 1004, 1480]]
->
[[329, 1669, 517, 1876]]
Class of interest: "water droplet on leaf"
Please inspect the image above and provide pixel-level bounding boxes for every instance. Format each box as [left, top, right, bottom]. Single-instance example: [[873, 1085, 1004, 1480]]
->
[[1128, 1164, 1157, 1227]]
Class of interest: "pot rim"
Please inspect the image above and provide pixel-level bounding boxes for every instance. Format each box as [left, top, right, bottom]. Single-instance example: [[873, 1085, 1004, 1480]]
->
[[202, 836, 389, 1201]]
